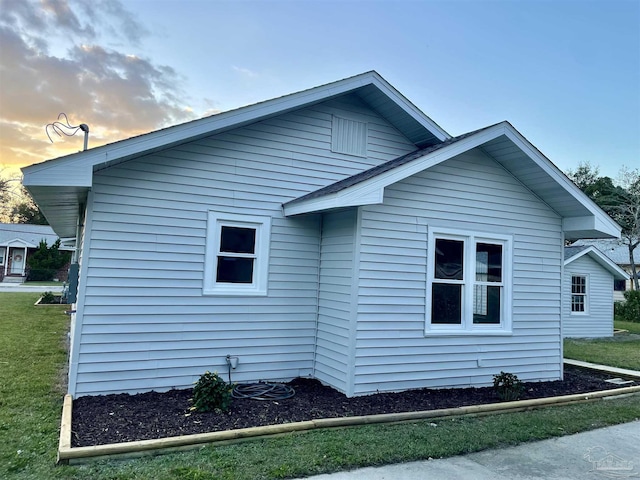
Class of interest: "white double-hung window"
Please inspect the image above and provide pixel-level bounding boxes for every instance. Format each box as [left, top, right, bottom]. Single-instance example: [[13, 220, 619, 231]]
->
[[204, 212, 271, 296], [426, 228, 512, 334], [570, 275, 588, 314]]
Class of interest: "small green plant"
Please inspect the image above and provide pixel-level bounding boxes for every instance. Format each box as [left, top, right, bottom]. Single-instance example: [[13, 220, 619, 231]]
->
[[39, 291, 57, 304], [493, 371, 525, 401], [191, 371, 233, 413]]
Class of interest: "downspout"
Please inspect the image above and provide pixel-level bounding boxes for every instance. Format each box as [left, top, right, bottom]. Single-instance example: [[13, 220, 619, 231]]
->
[[559, 232, 565, 380], [311, 213, 323, 378], [67, 192, 93, 396], [346, 207, 362, 398]]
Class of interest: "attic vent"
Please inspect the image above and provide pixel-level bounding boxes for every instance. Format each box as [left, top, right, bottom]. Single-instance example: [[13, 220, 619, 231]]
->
[[331, 116, 367, 157]]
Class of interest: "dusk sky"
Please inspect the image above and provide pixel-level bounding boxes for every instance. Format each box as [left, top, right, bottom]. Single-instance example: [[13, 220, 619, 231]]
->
[[0, 0, 638, 180]]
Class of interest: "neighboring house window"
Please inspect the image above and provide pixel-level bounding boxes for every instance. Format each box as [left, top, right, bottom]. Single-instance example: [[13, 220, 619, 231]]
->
[[571, 275, 588, 313], [614, 279, 626, 291], [0, 247, 4, 265], [426, 229, 512, 334], [331, 116, 367, 157], [203, 212, 271, 296]]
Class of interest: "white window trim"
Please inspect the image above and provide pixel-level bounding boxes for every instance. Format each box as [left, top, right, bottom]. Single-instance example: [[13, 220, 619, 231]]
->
[[425, 227, 513, 336], [203, 212, 271, 296], [570, 274, 589, 315]]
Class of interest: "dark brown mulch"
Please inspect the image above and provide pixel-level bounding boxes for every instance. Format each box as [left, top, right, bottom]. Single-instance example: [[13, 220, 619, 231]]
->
[[71, 365, 636, 447]]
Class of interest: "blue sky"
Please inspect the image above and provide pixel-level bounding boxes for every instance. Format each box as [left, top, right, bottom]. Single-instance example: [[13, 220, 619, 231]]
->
[[1, 0, 638, 179]]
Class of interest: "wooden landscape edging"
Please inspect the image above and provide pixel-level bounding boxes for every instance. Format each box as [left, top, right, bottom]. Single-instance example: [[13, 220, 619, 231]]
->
[[57, 384, 640, 464]]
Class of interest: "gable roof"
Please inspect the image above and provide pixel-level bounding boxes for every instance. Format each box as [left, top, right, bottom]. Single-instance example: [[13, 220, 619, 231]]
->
[[285, 125, 494, 205], [0, 223, 69, 249], [571, 239, 640, 265], [22, 72, 448, 238], [283, 121, 621, 240], [22, 71, 621, 242], [564, 245, 629, 279]]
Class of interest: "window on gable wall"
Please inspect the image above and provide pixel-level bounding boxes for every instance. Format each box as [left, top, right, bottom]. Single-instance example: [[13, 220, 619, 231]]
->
[[203, 212, 271, 296], [426, 229, 512, 334], [571, 275, 588, 313], [614, 279, 626, 292]]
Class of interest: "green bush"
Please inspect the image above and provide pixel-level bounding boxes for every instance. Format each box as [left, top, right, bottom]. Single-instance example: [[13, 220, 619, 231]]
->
[[39, 291, 58, 304], [191, 371, 233, 413], [26, 239, 71, 281], [493, 371, 525, 401], [617, 290, 640, 323]]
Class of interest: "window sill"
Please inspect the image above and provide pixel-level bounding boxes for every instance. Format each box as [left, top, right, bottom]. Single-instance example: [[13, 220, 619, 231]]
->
[[424, 328, 512, 337], [203, 287, 267, 297]]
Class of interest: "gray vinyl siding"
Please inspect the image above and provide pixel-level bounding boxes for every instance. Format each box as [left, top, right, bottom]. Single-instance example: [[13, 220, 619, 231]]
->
[[315, 209, 357, 394], [563, 255, 614, 338], [353, 148, 563, 394], [71, 94, 416, 396]]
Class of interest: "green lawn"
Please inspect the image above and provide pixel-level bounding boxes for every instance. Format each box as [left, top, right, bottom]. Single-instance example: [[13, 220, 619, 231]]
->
[[2, 292, 640, 480], [616, 320, 640, 335], [563, 321, 640, 371]]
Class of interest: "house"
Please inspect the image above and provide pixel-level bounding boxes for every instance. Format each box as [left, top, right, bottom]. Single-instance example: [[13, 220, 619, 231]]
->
[[22, 71, 621, 398], [0, 223, 71, 282], [571, 239, 639, 302], [563, 245, 628, 338]]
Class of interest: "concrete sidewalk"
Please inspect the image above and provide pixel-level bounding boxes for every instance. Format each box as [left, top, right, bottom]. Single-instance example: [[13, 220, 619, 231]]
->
[[0, 283, 64, 292], [298, 420, 640, 479]]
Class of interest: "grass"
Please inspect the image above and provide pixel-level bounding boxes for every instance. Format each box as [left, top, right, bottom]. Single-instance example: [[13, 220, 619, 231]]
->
[[616, 320, 640, 335], [1, 292, 639, 480], [22, 281, 65, 286], [563, 320, 640, 371]]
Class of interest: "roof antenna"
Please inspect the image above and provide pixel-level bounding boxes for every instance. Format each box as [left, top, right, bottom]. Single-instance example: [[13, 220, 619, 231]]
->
[[46, 113, 90, 151]]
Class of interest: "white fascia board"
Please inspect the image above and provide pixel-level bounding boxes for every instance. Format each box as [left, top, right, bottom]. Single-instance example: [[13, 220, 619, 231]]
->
[[284, 188, 384, 216], [22, 164, 93, 188], [22, 72, 448, 187], [563, 216, 596, 232], [284, 123, 508, 216], [3, 238, 36, 248], [501, 126, 622, 239], [565, 246, 630, 279]]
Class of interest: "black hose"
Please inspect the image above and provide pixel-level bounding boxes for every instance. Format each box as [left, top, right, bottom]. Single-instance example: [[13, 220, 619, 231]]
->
[[232, 382, 295, 401]]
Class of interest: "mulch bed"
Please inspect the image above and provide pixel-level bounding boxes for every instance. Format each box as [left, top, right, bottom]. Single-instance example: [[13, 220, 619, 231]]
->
[[71, 365, 636, 447]]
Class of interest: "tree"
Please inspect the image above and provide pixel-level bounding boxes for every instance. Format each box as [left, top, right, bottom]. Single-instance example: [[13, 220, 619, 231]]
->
[[9, 186, 48, 225], [0, 172, 48, 224], [0, 169, 16, 221], [615, 168, 640, 290], [0, 176, 9, 205], [26, 239, 71, 281], [568, 163, 640, 290]]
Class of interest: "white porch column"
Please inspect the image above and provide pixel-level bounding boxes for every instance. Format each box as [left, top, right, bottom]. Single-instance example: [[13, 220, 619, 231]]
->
[[22, 246, 28, 276]]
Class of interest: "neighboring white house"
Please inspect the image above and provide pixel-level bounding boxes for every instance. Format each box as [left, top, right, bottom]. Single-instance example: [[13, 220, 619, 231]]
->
[[571, 239, 639, 302], [22, 72, 621, 398], [563, 245, 629, 338], [0, 223, 70, 282]]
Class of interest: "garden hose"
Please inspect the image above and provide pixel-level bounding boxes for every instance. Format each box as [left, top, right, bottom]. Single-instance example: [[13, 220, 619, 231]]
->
[[232, 382, 295, 401]]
